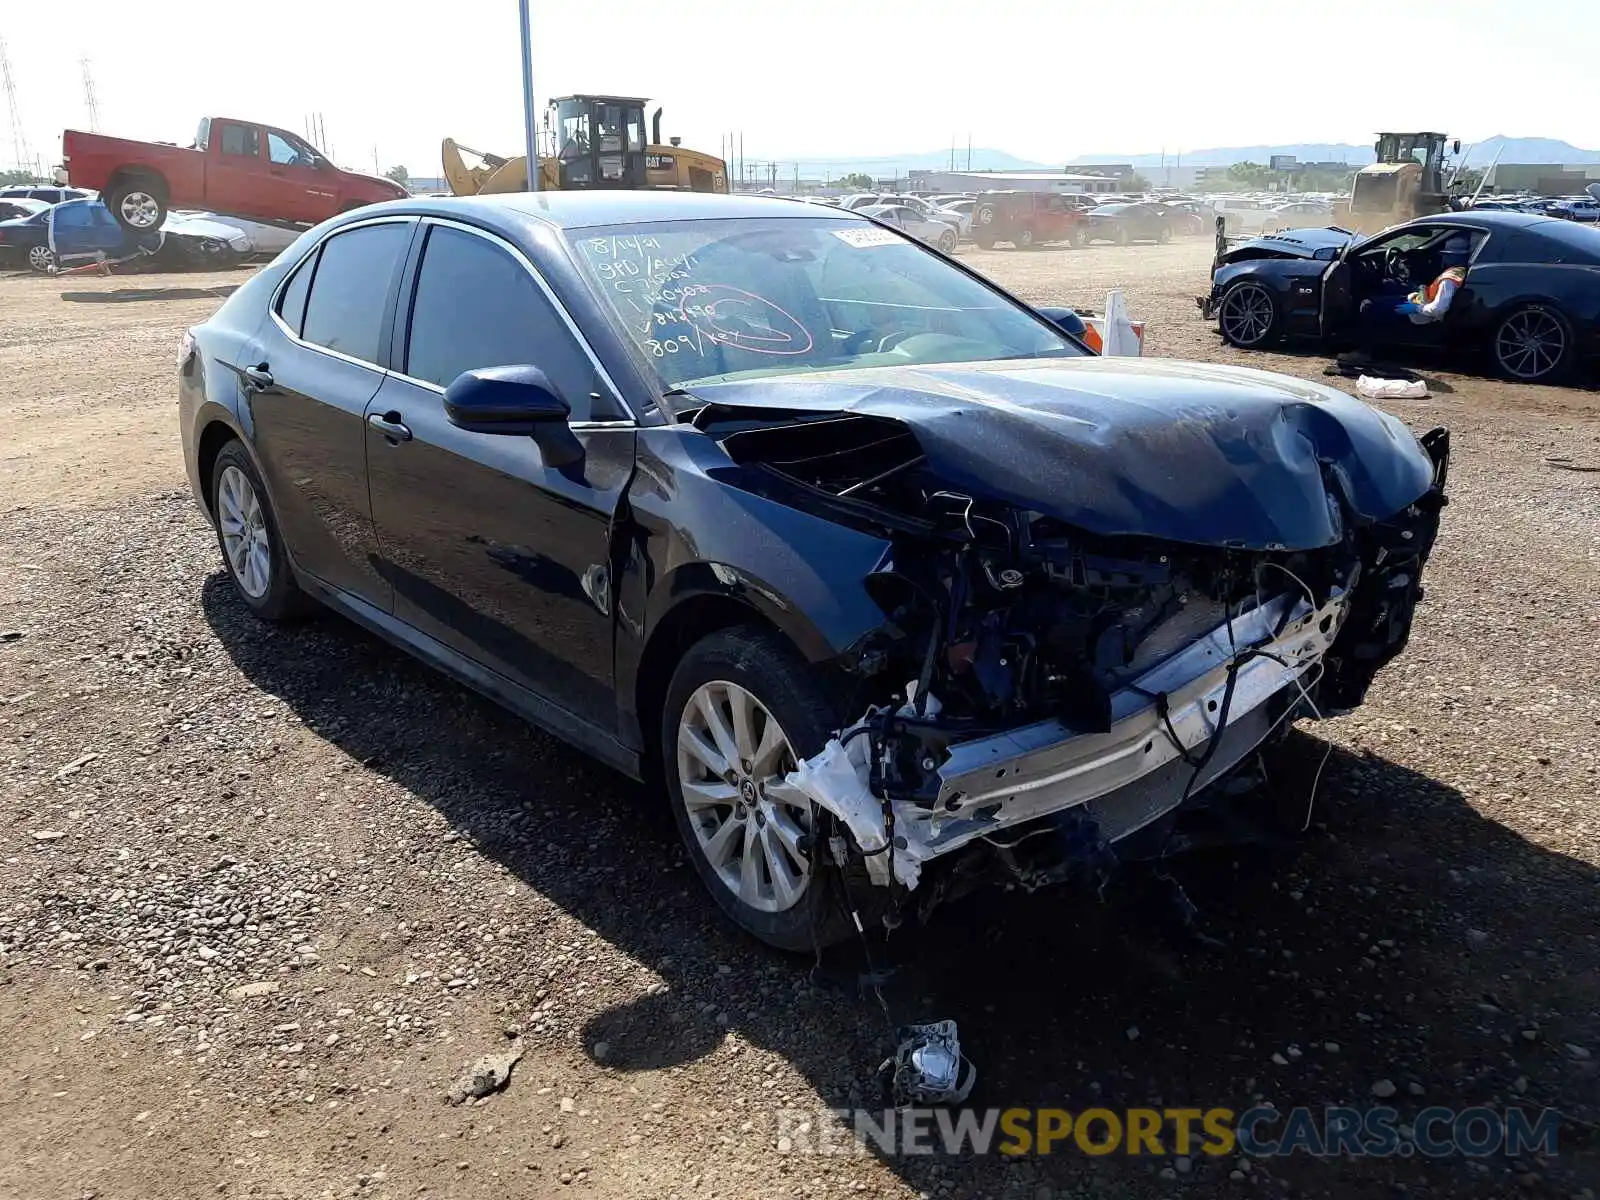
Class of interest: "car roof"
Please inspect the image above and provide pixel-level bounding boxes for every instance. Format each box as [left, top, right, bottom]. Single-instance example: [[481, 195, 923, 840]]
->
[[382, 191, 872, 232], [1403, 210, 1557, 233]]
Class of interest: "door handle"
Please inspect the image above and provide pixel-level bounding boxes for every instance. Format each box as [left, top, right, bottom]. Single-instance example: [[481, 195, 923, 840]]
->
[[367, 411, 412, 442], [242, 363, 274, 390]]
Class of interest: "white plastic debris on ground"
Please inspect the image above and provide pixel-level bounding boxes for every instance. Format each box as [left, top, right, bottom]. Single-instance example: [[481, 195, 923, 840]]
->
[[1356, 374, 1429, 399], [784, 728, 922, 891]]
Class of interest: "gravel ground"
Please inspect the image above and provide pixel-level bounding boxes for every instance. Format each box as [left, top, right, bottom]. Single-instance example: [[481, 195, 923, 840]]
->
[[2, 245, 1598, 1200]]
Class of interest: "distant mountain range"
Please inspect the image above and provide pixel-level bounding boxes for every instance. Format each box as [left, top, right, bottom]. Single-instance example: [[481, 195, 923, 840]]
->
[[755, 136, 1598, 180], [1068, 135, 1599, 169], [750, 148, 1054, 176]]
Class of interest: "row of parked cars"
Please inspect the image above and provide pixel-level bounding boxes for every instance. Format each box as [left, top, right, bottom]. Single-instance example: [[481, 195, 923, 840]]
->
[[1469, 194, 1600, 222], [0, 183, 299, 273], [789, 188, 1342, 251]]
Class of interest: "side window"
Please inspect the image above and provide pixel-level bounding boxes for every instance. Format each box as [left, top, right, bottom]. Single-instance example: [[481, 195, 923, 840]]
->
[[405, 224, 606, 421], [276, 250, 317, 337], [268, 133, 307, 167], [218, 123, 260, 159], [300, 223, 410, 363]]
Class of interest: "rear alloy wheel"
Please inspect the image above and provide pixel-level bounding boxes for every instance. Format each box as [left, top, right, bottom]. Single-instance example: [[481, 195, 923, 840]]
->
[[210, 441, 311, 621], [1217, 280, 1282, 348], [27, 244, 55, 273], [662, 627, 851, 951], [107, 182, 166, 232], [1492, 306, 1573, 383], [937, 228, 957, 253]]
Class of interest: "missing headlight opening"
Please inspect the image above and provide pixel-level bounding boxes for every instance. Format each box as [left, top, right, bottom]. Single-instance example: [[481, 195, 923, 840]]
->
[[699, 401, 1450, 933]]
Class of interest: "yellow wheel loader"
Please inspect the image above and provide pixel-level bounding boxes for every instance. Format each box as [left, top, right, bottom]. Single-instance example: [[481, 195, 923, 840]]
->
[[1336, 132, 1461, 233], [443, 94, 728, 197]]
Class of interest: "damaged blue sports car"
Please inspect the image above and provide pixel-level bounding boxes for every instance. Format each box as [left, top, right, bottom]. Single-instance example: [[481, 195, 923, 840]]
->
[[180, 192, 1449, 951]]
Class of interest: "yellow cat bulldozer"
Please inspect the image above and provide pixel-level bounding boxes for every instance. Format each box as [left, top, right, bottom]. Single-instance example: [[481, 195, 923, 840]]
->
[[1337, 132, 1462, 233], [443, 94, 727, 197]]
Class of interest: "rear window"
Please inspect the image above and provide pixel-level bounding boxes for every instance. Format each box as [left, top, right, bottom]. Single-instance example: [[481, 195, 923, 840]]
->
[[1524, 219, 1600, 263], [299, 222, 410, 363]]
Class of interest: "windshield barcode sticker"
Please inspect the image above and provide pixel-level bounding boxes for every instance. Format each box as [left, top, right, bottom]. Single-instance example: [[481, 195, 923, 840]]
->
[[832, 228, 900, 247]]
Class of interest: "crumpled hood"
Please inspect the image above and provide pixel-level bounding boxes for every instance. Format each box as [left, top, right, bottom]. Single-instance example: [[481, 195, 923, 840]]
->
[[1221, 225, 1353, 262], [692, 357, 1437, 550]]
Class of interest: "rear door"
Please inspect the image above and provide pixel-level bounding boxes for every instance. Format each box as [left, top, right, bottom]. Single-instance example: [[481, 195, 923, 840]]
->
[[207, 121, 269, 219], [365, 219, 635, 731], [241, 217, 414, 608]]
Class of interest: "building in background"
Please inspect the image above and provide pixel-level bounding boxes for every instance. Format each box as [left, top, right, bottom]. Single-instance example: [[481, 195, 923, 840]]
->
[[1485, 163, 1600, 195], [906, 169, 1122, 195]]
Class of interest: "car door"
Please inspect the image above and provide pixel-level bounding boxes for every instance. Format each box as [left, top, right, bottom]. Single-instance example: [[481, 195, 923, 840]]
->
[[207, 121, 271, 220], [364, 219, 635, 732], [265, 130, 338, 223], [240, 217, 413, 608]]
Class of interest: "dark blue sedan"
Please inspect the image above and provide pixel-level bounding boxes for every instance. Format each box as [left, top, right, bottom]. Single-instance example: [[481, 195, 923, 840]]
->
[[180, 192, 1448, 950]]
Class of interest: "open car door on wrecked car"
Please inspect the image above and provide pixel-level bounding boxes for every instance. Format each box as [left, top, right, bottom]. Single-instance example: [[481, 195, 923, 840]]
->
[[1320, 224, 1484, 348]]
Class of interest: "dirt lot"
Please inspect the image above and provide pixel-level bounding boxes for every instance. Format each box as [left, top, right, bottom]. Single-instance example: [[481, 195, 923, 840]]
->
[[2, 241, 1598, 1200]]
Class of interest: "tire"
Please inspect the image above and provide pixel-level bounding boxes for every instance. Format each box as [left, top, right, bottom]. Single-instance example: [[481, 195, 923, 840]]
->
[[937, 228, 957, 253], [1013, 227, 1036, 250], [1115, 226, 1130, 246], [209, 441, 312, 621], [105, 177, 167, 233], [26, 244, 56, 273], [1157, 225, 1172, 244], [973, 231, 996, 249], [1216, 279, 1283, 349], [1491, 305, 1574, 383], [661, 626, 852, 952], [1068, 226, 1085, 249]]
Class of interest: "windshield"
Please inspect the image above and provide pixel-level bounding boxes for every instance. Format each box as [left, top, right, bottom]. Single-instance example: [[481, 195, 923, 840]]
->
[[567, 217, 1084, 389], [1091, 204, 1128, 215]]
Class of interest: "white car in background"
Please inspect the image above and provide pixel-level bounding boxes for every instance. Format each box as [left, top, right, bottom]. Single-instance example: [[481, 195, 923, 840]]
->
[[860, 203, 960, 252], [1260, 201, 1336, 235], [1209, 197, 1276, 236], [936, 198, 976, 239]]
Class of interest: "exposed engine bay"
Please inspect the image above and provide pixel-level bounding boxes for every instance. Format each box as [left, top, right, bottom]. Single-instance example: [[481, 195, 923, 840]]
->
[[690, 383, 1450, 923]]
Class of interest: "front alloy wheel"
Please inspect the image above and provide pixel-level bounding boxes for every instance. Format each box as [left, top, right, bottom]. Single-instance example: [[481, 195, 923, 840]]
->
[[1217, 281, 1280, 348], [677, 680, 812, 914], [27, 244, 55, 273], [661, 626, 854, 951], [1493, 307, 1571, 383]]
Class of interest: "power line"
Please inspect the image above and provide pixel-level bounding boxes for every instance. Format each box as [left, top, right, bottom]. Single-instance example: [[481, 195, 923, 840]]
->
[[0, 35, 34, 173], [79, 57, 101, 132]]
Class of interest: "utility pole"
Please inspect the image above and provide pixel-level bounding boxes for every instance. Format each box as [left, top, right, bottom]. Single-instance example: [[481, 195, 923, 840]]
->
[[0, 36, 32, 175], [517, 0, 540, 190], [79, 58, 101, 132]]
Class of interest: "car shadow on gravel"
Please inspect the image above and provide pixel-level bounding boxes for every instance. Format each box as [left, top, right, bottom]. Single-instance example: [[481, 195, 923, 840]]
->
[[202, 575, 1600, 1199]]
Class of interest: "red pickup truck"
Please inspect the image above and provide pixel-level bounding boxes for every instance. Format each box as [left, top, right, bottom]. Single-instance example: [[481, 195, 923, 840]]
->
[[63, 117, 408, 232]]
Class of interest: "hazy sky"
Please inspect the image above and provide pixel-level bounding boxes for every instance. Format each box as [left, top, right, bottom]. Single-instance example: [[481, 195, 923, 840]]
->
[[4, 0, 1596, 177]]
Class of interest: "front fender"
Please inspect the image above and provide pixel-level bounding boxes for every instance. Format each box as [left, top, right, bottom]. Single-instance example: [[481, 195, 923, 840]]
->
[[615, 427, 896, 741]]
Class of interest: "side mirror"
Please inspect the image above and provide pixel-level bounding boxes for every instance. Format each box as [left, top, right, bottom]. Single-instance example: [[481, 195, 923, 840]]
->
[[443, 365, 584, 469], [1035, 305, 1088, 339]]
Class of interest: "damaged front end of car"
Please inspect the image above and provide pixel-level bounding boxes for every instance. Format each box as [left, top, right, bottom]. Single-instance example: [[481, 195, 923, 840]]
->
[[687, 362, 1450, 930]]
